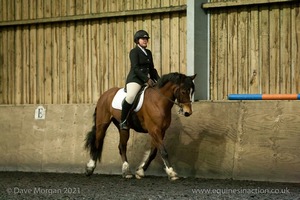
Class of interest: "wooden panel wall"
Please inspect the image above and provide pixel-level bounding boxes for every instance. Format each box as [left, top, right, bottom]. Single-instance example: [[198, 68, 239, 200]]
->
[[208, 1, 300, 100], [0, 0, 187, 104]]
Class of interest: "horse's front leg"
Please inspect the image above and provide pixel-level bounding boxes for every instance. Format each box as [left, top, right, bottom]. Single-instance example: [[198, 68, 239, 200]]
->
[[159, 144, 179, 181], [135, 144, 157, 179], [118, 129, 133, 178], [150, 130, 179, 181]]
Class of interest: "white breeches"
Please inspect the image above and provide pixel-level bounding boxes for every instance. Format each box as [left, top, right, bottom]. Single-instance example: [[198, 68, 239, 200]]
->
[[125, 82, 142, 104]]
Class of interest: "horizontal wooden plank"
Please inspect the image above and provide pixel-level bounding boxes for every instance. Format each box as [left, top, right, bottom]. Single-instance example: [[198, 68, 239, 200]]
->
[[0, 5, 187, 27], [202, 0, 295, 9]]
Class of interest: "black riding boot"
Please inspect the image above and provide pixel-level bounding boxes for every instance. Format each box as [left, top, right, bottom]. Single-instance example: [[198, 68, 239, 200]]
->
[[120, 100, 132, 130]]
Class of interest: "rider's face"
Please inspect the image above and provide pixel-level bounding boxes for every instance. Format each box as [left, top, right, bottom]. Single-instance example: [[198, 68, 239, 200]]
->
[[138, 38, 148, 48]]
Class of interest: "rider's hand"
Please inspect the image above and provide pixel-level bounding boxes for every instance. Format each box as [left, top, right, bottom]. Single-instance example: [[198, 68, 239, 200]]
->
[[147, 79, 155, 87]]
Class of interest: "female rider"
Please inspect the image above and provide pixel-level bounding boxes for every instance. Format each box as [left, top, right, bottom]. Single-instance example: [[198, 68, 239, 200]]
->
[[120, 30, 160, 130]]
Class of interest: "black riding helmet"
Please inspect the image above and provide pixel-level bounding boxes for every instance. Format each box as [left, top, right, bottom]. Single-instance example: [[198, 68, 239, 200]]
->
[[134, 30, 150, 44]]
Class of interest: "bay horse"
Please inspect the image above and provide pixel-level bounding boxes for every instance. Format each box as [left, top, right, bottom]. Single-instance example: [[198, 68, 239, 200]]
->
[[85, 72, 196, 180]]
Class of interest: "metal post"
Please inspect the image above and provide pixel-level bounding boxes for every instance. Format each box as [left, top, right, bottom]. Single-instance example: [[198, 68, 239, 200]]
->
[[187, 0, 210, 100]]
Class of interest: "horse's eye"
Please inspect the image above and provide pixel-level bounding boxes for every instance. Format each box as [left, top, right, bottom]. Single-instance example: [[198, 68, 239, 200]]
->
[[182, 89, 190, 95]]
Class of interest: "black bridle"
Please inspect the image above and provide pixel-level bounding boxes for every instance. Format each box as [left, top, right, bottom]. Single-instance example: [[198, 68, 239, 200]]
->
[[152, 85, 192, 111]]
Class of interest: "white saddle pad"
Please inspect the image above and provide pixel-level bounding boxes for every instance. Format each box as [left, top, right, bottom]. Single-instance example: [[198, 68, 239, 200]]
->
[[112, 88, 146, 112]]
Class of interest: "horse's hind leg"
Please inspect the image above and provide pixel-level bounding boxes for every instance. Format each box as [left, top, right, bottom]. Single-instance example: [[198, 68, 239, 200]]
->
[[85, 122, 111, 176], [117, 130, 133, 178], [111, 118, 133, 179], [120, 130, 133, 178]]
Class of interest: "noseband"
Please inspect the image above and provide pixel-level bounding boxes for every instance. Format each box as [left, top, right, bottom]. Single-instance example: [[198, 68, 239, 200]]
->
[[174, 87, 192, 114], [152, 85, 192, 111]]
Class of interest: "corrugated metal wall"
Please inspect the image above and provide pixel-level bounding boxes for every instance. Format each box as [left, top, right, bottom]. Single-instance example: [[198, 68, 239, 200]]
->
[[207, 0, 300, 100], [0, 0, 187, 104]]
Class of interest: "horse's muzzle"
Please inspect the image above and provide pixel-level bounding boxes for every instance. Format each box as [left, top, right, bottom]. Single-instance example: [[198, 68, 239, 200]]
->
[[179, 104, 193, 117], [184, 112, 191, 117]]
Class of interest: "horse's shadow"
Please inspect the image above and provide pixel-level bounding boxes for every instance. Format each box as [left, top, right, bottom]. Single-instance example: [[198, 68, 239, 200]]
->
[[164, 109, 231, 179], [129, 107, 233, 178]]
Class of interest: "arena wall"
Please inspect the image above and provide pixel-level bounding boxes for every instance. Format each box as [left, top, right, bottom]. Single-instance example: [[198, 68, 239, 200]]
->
[[0, 102, 299, 183]]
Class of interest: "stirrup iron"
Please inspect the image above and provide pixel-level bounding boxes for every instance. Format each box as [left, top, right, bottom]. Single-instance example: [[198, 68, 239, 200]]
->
[[119, 120, 129, 130]]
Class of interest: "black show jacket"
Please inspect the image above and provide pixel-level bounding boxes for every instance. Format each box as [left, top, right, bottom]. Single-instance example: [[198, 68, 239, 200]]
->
[[125, 45, 160, 85]]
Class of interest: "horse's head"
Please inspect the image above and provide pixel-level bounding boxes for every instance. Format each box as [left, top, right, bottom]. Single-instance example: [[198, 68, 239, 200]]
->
[[157, 73, 196, 117], [175, 74, 196, 117]]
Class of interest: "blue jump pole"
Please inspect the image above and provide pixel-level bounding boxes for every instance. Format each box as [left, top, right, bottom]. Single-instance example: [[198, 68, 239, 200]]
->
[[228, 94, 263, 100]]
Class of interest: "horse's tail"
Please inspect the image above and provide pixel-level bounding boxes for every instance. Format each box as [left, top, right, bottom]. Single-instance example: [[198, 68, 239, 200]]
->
[[84, 108, 100, 161]]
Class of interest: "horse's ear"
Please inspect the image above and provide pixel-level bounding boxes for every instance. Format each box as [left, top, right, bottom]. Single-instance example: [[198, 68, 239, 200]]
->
[[189, 74, 197, 80]]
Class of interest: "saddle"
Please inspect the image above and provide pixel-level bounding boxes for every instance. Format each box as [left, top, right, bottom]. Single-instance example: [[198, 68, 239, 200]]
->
[[112, 85, 148, 132], [111, 85, 147, 112]]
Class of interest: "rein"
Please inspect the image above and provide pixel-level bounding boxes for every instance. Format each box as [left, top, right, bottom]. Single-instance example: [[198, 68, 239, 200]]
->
[[151, 86, 191, 109]]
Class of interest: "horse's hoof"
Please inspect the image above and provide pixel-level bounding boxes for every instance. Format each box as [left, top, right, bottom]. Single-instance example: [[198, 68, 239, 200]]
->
[[85, 171, 93, 176], [126, 174, 133, 179], [169, 176, 179, 181], [122, 162, 133, 179], [85, 167, 95, 176], [165, 167, 178, 181], [135, 174, 142, 179], [135, 168, 144, 179], [123, 174, 133, 179]]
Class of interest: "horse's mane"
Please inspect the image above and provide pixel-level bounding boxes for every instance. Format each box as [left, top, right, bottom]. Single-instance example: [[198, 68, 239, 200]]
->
[[157, 72, 195, 94]]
